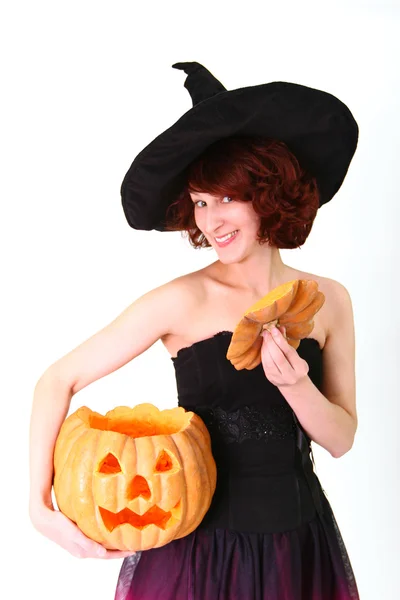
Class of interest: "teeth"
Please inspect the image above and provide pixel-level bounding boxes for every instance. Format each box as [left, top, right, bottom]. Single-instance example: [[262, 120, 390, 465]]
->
[[215, 230, 238, 243]]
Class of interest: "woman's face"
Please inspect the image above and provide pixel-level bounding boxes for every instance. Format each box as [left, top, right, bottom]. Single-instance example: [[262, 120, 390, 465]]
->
[[190, 192, 263, 259]]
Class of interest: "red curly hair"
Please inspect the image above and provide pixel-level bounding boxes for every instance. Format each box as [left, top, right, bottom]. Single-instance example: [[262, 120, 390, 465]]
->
[[164, 136, 320, 250]]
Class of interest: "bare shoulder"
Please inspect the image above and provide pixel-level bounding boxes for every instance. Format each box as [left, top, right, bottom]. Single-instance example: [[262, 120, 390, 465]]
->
[[291, 269, 354, 349], [296, 268, 345, 295], [159, 269, 207, 338], [309, 272, 354, 335], [323, 276, 356, 349]]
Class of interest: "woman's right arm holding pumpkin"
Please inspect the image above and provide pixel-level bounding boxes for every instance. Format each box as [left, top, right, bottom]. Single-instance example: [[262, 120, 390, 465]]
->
[[29, 277, 191, 558]]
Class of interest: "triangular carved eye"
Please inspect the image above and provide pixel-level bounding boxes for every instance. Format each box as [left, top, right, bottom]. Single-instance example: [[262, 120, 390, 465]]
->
[[155, 450, 173, 472], [98, 453, 122, 474]]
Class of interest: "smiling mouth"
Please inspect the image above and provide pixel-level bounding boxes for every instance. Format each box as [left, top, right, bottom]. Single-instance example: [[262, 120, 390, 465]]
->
[[214, 231, 240, 248], [215, 230, 239, 242], [98, 500, 182, 531]]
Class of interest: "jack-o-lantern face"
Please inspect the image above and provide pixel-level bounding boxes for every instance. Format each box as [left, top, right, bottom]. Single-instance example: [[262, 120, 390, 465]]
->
[[96, 448, 183, 532], [94, 449, 182, 531], [53, 404, 216, 551]]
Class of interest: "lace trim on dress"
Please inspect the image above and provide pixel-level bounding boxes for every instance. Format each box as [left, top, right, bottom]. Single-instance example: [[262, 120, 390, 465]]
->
[[194, 404, 296, 444]]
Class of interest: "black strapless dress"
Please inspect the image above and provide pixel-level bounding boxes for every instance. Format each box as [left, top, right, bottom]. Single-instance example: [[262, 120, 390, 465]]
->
[[115, 331, 359, 600]]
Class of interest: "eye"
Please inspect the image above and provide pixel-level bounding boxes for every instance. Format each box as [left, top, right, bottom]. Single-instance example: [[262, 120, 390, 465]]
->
[[194, 200, 206, 208], [193, 196, 234, 208], [98, 453, 122, 474], [154, 450, 174, 473]]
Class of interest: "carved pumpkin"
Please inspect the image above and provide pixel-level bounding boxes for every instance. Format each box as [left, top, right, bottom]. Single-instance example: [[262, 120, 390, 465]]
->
[[53, 403, 217, 551], [226, 279, 325, 370]]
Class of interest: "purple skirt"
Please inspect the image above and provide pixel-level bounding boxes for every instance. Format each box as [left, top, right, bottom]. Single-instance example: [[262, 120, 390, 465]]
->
[[114, 494, 359, 600]]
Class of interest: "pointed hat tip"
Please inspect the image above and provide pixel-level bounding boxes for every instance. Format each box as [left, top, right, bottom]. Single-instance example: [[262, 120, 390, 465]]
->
[[171, 62, 204, 75]]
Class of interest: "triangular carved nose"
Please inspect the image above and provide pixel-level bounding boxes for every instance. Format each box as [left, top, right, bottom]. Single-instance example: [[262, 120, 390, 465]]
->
[[126, 475, 151, 501]]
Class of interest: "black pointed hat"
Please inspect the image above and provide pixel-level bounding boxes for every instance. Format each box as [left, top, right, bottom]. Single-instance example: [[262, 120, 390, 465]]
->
[[121, 62, 359, 232]]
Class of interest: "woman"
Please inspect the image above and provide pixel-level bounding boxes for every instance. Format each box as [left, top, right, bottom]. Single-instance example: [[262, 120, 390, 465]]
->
[[29, 62, 360, 599]]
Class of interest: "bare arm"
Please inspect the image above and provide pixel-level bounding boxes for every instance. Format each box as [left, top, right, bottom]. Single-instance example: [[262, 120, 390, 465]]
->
[[28, 277, 191, 557], [277, 280, 357, 458], [29, 376, 74, 518]]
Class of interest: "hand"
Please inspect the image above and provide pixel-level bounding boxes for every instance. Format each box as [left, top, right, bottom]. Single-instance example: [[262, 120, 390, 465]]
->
[[261, 326, 309, 388], [30, 505, 137, 559]]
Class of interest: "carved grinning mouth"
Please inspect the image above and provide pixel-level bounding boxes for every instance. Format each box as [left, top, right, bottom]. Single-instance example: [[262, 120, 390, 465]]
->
[[99, 500, 182, 531]]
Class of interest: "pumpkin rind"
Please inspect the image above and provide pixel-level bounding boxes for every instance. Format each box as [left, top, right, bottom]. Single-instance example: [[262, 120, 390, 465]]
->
[[226, 279, 325, 369], [53, 403, 217, 551]]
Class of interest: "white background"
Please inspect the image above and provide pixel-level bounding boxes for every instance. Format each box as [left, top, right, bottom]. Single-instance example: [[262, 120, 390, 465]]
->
[[2, 1, 399, 598]]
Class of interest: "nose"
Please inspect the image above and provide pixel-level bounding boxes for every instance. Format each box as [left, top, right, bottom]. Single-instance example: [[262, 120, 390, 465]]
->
[[203, 205, 225, 236], [127, 475, 151, 501]]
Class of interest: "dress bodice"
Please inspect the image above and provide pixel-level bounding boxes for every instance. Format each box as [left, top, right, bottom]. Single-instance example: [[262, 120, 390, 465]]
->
[[171, 331, 325, 533]]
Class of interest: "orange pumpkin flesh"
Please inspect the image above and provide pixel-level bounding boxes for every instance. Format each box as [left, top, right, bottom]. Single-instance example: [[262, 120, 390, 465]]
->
[[53, 403, 217, 551], [226, 279, 325, 370]]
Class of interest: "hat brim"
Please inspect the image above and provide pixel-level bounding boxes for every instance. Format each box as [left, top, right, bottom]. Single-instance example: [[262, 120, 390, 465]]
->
[[121, 81, 358, 232]]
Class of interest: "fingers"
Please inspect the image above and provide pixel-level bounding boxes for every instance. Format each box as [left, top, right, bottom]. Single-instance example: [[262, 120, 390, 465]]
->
[[261, 328, 296, 382], [69, 538, 137, 559], [263, 327, 296, 370], [262, 329, 286, 366], [102, 549, 138, 560], [75, 528, 137, 559], [261, 331, 277, 368], [38, 507, 138, 560]]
